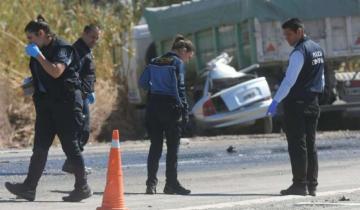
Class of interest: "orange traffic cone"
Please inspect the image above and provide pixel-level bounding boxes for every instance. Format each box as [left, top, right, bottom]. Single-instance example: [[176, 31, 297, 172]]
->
[[97, 130, 129, 210]]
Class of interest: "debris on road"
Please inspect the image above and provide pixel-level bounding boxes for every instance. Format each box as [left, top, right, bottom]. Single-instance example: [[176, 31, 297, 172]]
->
[[339, 195, 351, 201], [226, 145, 237, 153], [181, 138, 190, 145]]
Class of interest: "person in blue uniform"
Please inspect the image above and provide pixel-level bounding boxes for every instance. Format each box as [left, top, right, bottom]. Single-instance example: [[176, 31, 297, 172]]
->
[[267, 18, 325, 196], [62, 24, 101, 175], [5, 16, 92, 202], [139, 35, 194, 195]]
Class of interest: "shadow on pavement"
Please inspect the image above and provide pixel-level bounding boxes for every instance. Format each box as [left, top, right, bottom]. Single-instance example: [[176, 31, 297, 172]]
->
[[0, 199, 62, 203], [52, 190, 105, 196], [124, 192, 147, 195], [0, 172, 28, 176], [51, 190, 280, 197], [97, 192, 281, 196], [0, 172, 65, 176], [188, 193, 280, 197], [50, 190, 71, 194]]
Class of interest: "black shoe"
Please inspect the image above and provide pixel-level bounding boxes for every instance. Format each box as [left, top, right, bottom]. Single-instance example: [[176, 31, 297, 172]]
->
[[308, 186, 317, 196], [62, 161, 92, 175], [164, 182, 191, 195], [280, 184, 307, 196], [146, 185, 156, 194], [61, 160, 73, 173], [5, 182, 36, 201], [62, 185, 93, 202]]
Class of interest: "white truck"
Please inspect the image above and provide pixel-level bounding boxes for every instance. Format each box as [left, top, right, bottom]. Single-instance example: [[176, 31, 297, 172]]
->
[[123, 1, 360, 132]]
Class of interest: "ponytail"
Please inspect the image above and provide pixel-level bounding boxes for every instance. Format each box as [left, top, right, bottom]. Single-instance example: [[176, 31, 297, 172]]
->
[[171, 34, 194, 52], [24, 15, 54, 37]]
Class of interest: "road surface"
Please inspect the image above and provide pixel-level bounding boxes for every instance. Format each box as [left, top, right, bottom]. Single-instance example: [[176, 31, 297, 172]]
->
[[1, 131, 360, 209]]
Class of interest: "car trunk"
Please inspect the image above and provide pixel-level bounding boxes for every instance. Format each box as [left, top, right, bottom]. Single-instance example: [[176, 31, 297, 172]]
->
[[203, 75, 267, 116]]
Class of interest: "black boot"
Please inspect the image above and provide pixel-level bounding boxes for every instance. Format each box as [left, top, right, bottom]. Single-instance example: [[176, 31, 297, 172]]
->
[[145, 185, 156, 194], [280, 184, 307, 196], [5, 182, 36, 201], [164, 181, 191, 195], [62, 159, 73, 173], [62, 185, 92, 202], [308, 185, 317, 196], [62, 159, 92, 175]]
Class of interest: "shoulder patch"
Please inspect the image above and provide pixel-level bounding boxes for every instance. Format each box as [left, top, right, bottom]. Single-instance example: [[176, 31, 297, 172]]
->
[[154, 56, 174, 65], [58, 48, 69, 58], [56, 47, 73, 66]]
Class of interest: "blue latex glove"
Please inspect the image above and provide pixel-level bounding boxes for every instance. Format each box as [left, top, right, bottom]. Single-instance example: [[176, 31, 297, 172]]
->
[[25, 43, 41, 57], [22, 76, 32, 85], [87, 92, 96, 105], [266, 100, 279, 117]]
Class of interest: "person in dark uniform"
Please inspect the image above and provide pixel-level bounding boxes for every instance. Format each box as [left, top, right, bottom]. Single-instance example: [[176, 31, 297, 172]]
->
[[5, 16, 92, 202], [62, 24, 101, 175], [267, 18, 325, 196], [139, 35, 194, 195]]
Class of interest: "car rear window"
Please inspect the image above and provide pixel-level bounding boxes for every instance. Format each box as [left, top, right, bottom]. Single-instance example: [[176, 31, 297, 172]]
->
[[211, 75, 255, 93]]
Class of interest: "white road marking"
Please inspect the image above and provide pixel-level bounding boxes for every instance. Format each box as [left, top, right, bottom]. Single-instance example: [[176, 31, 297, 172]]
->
[[165, 187, 360, 210], [295, 202, 360, 206]]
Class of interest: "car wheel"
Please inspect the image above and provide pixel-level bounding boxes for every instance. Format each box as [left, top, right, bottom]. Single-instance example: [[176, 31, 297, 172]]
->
[[190, 119, 217, 136], [252, 116, 273, 134]]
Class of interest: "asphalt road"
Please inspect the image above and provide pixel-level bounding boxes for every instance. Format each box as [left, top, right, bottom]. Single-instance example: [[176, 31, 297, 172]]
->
[[1, 131, 360, 210]]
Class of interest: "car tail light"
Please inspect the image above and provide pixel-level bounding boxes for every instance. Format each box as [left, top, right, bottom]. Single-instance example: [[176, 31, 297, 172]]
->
[[350, 80, 360, 87], [203, 99, 217, 116]]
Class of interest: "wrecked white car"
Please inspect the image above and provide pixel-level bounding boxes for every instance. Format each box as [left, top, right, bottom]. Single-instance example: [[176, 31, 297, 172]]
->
[[190, 53, 273, 134]]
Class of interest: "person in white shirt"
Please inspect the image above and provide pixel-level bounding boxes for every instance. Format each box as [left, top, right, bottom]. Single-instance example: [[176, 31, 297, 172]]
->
[[267, 18, 325, 196]]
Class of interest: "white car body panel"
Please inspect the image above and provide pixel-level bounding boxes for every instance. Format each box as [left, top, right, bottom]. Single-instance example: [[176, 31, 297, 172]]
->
[[191, 53, 272, 129]]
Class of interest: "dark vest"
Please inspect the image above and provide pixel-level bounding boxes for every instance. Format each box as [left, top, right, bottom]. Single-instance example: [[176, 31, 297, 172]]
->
[[30, 37, 81, 100], [73, 38, 96, 93], [287, 37, 325, 100]]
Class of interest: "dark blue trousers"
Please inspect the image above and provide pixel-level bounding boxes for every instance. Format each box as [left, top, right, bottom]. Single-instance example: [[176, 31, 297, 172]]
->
[[145, 95, 182, 187]]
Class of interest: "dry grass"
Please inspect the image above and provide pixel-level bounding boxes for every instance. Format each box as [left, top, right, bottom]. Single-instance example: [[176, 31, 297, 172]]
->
[[96, 75, 142, 142], [0, 0, 133, 79], [90, 79, 118, 142], [0, 0, 139, 147], [1, 77, 121, 148], [7, 95, 36, 148]]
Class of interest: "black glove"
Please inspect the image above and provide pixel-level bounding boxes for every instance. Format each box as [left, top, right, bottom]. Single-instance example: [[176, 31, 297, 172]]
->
[[181, 111, 189, 133], [182, 113, 189, 125]]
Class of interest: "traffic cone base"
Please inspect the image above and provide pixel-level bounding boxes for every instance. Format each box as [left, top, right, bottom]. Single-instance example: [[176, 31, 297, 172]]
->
[[96, 207, 128, 210], [97, 130, 129, 210]]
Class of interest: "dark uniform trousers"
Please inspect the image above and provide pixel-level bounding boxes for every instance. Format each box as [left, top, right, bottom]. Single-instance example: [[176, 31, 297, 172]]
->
[[145, 95, 182, 187], [24, 90, 87, 190], [283, 96, 320, 188], [79, 100, 90, 151]]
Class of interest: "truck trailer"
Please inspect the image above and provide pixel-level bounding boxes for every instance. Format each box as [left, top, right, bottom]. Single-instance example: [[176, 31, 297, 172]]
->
[[124, 0, 360, 133]]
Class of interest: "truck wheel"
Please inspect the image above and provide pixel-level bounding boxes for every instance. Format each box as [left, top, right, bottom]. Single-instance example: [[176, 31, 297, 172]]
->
[[252, 116, 273, 134]]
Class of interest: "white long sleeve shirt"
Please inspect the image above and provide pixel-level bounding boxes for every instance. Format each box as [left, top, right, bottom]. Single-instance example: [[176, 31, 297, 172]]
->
[[273, 51, 304, 103]]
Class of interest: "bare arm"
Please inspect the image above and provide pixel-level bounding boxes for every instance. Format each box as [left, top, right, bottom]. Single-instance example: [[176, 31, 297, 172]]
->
[[36, 54, 65, 79]]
